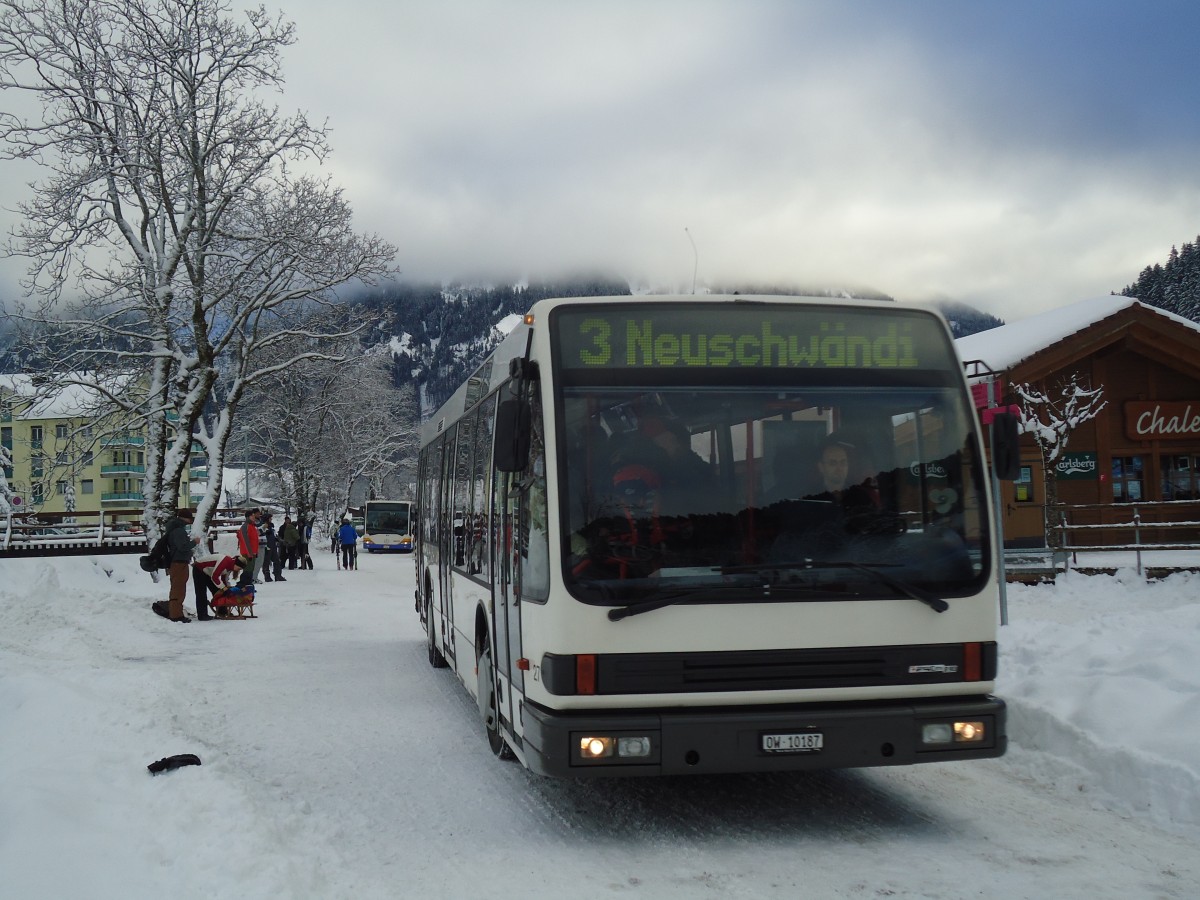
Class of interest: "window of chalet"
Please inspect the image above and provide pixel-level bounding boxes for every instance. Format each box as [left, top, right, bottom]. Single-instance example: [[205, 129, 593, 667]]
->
[[1161, 454, 1199, 501], [1112, 456, 1144, 503]]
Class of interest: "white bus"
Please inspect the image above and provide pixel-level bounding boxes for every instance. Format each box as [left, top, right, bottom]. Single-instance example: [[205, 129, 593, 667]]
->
[[415, 295, 1017, 777], [362, 499, 415, 552]]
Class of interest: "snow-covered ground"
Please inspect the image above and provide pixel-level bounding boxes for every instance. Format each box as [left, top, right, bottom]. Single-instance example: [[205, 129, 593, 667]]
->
[[1, 550, 1198, 898]]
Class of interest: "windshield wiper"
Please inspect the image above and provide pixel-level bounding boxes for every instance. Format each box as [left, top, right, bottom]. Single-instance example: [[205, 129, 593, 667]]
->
[[843, 562, 948, 612], [607, 581, 763, 621], [722, 560, 948, 613]]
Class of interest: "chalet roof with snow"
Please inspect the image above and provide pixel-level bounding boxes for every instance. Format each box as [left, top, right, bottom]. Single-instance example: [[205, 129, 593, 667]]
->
[[955, 295, 1200, 383]]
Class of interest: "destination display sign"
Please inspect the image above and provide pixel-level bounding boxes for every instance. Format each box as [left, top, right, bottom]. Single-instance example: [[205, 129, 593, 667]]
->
[[553, 304, 954, 371]]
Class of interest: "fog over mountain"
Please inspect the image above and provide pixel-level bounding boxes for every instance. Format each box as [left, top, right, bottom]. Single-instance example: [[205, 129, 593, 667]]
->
[[0, 279, 1005, 412], [344, 278, 1005, 416]]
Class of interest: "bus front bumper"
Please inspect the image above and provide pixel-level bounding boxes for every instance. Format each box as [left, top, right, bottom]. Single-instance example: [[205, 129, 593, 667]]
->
[[519, 695, 1006, 778], [362, 541, 413, 552]]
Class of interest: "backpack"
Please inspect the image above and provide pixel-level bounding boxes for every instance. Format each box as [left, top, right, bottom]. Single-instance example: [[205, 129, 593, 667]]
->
[[139, 533, 172, 573]]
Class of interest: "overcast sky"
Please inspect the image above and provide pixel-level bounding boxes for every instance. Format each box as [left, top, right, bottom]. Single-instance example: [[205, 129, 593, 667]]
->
[[4, 0, 1200, 322]]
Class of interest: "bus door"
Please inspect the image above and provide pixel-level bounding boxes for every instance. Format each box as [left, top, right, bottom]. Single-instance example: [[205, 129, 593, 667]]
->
[[492, 384, 549, 744], [492, 468, 519, 741], [436, 426, 456, 665]]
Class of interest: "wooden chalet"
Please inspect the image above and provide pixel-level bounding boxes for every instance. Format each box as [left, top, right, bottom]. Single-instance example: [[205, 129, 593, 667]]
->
[[957, 296, 1200, 550]]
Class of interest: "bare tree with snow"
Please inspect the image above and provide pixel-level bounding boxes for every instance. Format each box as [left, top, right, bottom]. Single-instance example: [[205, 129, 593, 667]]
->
[[0, 0, 395, 541], [0, 438, 15, 516], [1012, 372, 1107, 547], [322, 358, 419, 512], [238, 336, 418, 524]]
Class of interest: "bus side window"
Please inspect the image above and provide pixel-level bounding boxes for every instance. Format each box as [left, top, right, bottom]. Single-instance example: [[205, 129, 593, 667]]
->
[[423, 436, 443, 548], [454, 410, 477, 570]]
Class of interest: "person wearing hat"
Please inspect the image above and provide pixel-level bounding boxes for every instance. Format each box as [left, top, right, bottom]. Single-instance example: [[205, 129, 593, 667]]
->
[[607, 415, 715, 519], [152, 508, 200, 623], [571, 461, 670, 580], [191, 552, 244, 620]]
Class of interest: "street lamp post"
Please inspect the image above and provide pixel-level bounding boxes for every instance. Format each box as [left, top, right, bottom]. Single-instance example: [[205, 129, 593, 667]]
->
[[684, 227, 698, 295]]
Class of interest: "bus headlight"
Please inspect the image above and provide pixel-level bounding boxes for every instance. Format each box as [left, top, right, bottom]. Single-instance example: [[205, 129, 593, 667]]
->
[[921, 723, 953, 744], [922, 721, 987, 745], [579, 736, 614, 759], [576, 734, 654, 761], [617, 736, 652, 758], [954, 721, 985, 742]]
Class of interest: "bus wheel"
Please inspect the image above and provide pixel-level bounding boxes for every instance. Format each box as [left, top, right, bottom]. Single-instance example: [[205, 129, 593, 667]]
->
[[477, 646, 515, 760], [425, 601, 448, 669]]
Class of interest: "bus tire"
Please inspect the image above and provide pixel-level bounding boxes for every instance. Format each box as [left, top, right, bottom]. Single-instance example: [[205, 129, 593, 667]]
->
[[425, 600, 448, 669], [478, 645, 515, 760]]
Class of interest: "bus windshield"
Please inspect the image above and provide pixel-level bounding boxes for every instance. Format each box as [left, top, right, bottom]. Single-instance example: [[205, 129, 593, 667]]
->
[[365, 502, 411, 535], [553, 305, 988, 605]]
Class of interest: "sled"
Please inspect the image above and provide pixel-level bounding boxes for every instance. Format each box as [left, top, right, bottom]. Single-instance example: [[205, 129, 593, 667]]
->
[[210, 585, 256, 619]]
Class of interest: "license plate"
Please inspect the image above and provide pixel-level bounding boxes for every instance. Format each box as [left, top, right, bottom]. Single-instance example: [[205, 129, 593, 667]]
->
[[762, 732, 824, 753]]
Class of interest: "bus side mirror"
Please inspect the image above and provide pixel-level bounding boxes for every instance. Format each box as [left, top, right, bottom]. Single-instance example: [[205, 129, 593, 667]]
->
[[494, 398, 532, 472], [990, 411, 1021, 481]]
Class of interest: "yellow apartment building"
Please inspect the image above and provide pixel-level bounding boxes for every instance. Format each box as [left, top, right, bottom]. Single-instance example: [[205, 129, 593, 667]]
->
[[1, 375, 202, 523]]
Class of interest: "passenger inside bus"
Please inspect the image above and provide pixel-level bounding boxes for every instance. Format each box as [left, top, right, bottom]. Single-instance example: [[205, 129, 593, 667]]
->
[[607, 414, 717, 516], [570, 461, 669, 580]]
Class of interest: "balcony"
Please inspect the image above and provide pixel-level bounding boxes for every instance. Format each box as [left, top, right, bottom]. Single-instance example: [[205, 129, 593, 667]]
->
[[101, 491, 144, 505], [188, 467, 208, 480], [101, 464, 147, 476], [101, 434, 145, 448]]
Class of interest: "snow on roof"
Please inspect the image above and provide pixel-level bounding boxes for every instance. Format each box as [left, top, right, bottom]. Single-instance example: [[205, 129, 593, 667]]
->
[[955, 295, 1200, 376], [494, 313, 523, 336], [0, 373, 136, 419]]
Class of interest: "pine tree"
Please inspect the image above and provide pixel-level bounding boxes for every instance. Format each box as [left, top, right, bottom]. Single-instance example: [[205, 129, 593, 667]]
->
[[1121, 236, 1200, 322]]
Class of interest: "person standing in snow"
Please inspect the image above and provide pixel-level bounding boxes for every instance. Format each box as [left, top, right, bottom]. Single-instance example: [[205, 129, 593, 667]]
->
[[299, 518, 314, 569], [338, 516, 358, 571], [236, 508, 261, 586], [262, 514, 284, 582], [153, 508, 200, 622], [279, 515, 301, 569]]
